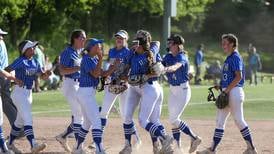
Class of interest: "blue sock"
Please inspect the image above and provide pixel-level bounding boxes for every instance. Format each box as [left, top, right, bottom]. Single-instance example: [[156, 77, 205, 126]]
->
[[73, 123, 81, 141], [0, 127, 7, 152], [92, 129, 103, 152], [9, 124, 21, 145], [158, 125, 166, 135], [241, 127, 255, 149], [24, 125, 35, 148], [101, 118, 107, 131], [150, 134, 158, 144], [172, 128, 181, 145], [123, 123, 134, 146], [145, 123, 164, 139], [178, 121, 196, 139], [76, 127, 88, 149], [62, 123, 74, 138], [212, 128, 224, 151]]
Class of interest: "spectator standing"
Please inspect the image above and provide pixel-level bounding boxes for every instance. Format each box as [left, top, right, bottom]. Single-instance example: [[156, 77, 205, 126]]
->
[[33, 45, 45, 92], [194, 44, 204, 85], [248, 47, 262, 85]]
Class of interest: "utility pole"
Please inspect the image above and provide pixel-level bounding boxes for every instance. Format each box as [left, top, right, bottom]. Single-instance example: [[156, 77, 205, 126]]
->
[[162, 0, 177, 53]]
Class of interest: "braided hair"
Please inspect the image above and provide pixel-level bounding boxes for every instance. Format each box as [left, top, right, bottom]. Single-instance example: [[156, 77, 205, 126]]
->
[[135, 30, 154, 74]]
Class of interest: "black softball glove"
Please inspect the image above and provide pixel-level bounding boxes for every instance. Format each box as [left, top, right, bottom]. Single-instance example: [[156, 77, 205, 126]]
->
[[215, 91, 229, 109]]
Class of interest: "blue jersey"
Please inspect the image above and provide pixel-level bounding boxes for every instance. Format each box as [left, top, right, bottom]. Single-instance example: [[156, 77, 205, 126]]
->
[[128, 43, 160, 77], [79, 54, 99, 88], [9, 56, 43, 89], [220, 51, 245, 88], [108, 47, 131, 79], [162, 52, 189, 86], [108, 47, 131, 64], [60, 46, 81, 79]]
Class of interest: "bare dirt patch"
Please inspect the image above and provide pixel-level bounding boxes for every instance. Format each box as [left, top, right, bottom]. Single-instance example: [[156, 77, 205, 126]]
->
[[2, 117, 274, 154]]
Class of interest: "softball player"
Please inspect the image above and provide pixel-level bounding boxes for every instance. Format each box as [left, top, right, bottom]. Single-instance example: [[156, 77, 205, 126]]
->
[[56, 29, 86, 152], [6, 40, 49, 153], [100, 30, 142, 146], [119, 30, 173, 154], [162, 34, 201, 153], [197, 34, 257, 154], [0, 69, 22, 154], [74, 38, 106, 154]]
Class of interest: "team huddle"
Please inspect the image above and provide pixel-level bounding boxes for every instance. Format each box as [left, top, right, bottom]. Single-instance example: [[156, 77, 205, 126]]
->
[[0, 29, 258, 154]]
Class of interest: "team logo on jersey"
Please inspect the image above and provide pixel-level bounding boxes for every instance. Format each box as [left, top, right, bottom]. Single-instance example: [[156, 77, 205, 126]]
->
[[223, 63, 229, 71], [25, 68, 37, 76]]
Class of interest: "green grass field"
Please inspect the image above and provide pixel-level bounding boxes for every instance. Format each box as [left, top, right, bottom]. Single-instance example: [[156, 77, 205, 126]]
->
[[31, 84, 274, 120]]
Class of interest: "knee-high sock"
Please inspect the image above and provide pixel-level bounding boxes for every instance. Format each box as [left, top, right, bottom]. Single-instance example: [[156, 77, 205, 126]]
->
[[62, 123, 74, 138], [145, 123, 164, 140], [0, 127, 8, 152], [92, 129, 103, 152], [73, 123, 81, 141], [24, 125, 35, 148], [9, 124, 21, 145], [241, 127, 255, 149], [123, 123, 134, 146], [178, 121, 196, 140], [172, 128, 181, 146], [76, 127, 88, 149], [101, 118, 107, 132], [211, 128, 224, 151]]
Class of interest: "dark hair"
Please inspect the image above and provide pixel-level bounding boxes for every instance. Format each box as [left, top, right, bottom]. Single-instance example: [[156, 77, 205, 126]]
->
[[197, 44, 204, 50], [70, 29, 85, 45], [222, 33, 238, 48]]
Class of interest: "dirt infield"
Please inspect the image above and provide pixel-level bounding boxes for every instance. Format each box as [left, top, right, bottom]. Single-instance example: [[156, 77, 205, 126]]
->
[[2, 117, 274, 154]]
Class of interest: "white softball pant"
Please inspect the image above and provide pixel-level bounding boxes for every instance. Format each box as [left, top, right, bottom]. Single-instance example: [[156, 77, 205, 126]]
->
[[77, 87, 102, 130], [61, 78, 83, 124], [100, 85, 127, 120], [124, 82, 161, 128], [216, 87, 247, 130], [168, 82, 191, 127], [11, 85, 33, 127]]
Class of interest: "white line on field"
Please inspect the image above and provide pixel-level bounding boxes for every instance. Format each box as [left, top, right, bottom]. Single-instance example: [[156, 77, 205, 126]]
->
[[32, 98, 274, 115]]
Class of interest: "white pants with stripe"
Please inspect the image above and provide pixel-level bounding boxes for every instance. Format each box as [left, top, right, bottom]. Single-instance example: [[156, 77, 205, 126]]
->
[[76, 87, 102, 130], [168, 82, 191, 127], [61, 78, 83, 124], [100, 85, 127, 120], [11, 85, 33, 127], [124, 82, 161, 128], [216, 87, 247, 130]]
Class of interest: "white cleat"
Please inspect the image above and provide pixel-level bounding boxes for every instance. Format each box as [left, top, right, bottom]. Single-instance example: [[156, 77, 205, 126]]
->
[[196, 148, 216, 154], [7, 144, 22, 154], [243, 148, 258, 154], [88, 141, 96, 149], [189, 136, 202, 153], [152, 141, 161, 154], [31, 143, 47, 154], [55, 134, 71, 152], [119, 144, 132, 154], [160, 135, 174, 154]]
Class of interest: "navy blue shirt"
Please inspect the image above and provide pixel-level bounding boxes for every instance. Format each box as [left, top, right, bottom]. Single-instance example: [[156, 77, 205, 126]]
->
[[162, 52, 189, 86], [9, 56, 43, 89], [79, 54, 99, 88], [220, 51, 245, 88], [60, 46, 81, 79]]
